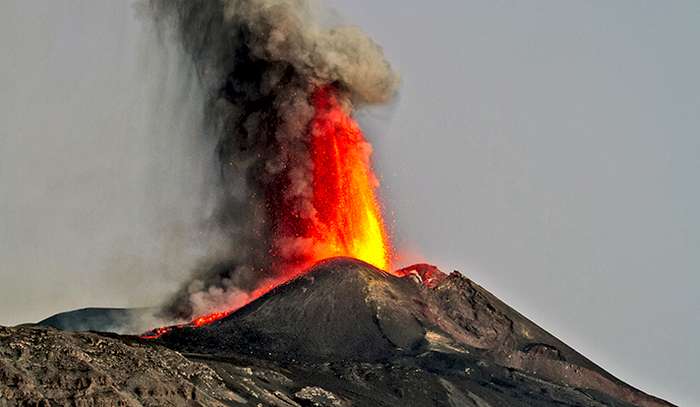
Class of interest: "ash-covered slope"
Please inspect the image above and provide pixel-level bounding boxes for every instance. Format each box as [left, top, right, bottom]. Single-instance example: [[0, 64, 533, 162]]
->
[[37, 307, 158, 334], [159, 259, 426, 361], [154, 258, 673, 407]]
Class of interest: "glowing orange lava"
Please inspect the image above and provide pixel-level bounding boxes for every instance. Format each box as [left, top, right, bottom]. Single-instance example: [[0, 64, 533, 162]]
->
[[140, 279, 281, 339], [304, 86, 392, 271]]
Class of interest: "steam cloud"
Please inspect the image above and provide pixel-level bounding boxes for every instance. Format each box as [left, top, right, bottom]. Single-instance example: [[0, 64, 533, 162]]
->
[[142, 0, 398, 321]]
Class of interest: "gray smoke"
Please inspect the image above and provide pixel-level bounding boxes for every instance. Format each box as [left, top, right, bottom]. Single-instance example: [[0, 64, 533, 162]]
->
[[140, 0, 398, 321]]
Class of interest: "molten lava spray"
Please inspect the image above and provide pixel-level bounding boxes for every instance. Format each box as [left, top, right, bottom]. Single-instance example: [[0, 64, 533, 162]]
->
[[309, 87, 391, 270], [145, 0, 399, 328], [277, 86, 392, 273]]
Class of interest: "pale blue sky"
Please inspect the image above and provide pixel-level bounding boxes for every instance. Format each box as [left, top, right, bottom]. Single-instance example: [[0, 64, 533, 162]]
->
[[1, 1, 698, 405]]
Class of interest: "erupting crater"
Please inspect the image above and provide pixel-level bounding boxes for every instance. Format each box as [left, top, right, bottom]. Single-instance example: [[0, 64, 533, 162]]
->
[[145, 86, 397, 337]]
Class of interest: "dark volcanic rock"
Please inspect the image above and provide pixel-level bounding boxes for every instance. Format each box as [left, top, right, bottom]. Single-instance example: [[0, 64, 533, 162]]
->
[[37, 307, 157, 334], [2, 258, 675, 406], [160, 258, 428, 361]]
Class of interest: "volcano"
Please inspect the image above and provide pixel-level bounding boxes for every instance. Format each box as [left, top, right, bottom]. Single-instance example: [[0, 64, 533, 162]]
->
[[17, 258, 674, 406], [1, 2, 681, 406], [151, 258, 671, 406]]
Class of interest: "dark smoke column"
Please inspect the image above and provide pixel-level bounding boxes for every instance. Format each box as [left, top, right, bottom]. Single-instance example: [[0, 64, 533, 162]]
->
[[146, 0, 399, 320]]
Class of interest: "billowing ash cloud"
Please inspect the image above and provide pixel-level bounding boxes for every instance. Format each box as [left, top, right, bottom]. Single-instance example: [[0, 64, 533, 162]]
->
[[142, 0, 398, 320]]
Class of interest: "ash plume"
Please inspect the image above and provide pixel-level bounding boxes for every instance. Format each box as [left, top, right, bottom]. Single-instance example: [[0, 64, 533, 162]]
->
[[142, 0, 398, 320]]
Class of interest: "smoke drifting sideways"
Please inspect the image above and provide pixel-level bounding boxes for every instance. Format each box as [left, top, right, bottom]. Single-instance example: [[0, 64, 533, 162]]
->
[[138, 0, 399, 324]]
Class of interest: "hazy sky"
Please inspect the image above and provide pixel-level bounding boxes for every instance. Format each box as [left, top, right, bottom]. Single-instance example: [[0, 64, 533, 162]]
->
[[1, 1, 698, 405]]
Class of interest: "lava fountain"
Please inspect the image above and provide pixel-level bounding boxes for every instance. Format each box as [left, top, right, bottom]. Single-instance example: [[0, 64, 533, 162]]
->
[[279, 86, 392, 273]]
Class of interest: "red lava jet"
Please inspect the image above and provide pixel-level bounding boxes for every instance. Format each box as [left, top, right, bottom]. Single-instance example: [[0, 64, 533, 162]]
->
[[142, 86, 395, 339], [285, 86, 392, 273]]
